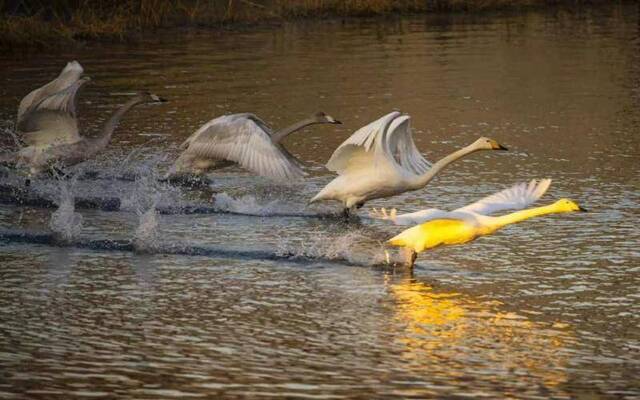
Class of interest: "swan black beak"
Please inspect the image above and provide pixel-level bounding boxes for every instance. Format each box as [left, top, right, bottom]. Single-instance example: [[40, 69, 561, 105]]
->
[[578, 206, 588, 212], [497, 144, 508, 151], [332, 119, 342, 125], [150, 94, 168, 103]]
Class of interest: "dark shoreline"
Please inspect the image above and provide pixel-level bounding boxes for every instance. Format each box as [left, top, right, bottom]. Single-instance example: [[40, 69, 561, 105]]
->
[[0, 0, 631, 51]]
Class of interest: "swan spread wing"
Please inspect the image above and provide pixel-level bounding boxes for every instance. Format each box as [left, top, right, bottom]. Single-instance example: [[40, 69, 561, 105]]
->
[[370, 207, 451, 226], [17, 61, 84, 125], [180, 114, 306, 181], [326, 111, 431, 175], [16, 61, 85, 146], [373, 179, 551, 226], [325, 112, 396, 174], [385, 115, 432, 175], [459, 179, 552, 215]]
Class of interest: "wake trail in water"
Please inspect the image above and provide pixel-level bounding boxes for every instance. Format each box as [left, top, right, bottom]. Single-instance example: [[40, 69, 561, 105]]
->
[[0, 229, 396, 269], [211, 192, 335, 218], [0, 181, 340, 218], [274, 230, 391, 266]]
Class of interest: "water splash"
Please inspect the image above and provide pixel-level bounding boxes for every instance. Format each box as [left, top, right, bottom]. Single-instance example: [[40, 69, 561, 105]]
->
[[275, 230, 389, 266], [48, 176, 83, 244], [119, 154, 185, 212], [213, 192, 321, 217], [214, 192, 283, 215], [133, 203, 161, 253], [0, 119, 20, 150]]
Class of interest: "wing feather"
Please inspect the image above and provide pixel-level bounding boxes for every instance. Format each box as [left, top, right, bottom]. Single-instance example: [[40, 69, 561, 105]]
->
[[16, 61, 85, 146], [180, 114, 306, 181], [17, 61, 84, 127], [370, 207, 450, 226], [385, 115, 431, 175], [459, 179, 552, 215], [373, 179, 551, 226], [326, 111, 431, 176], [325, 111, 401, 174]]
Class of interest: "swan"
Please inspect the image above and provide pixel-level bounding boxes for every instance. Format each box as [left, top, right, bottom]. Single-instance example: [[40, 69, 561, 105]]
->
[[2, 60, 166, 175], [387, 196, 587, 268], [308, 111, 508, 216], [168, 112, 342, 181], [13, 91, 167, 175], [371, 179, 552, 225]]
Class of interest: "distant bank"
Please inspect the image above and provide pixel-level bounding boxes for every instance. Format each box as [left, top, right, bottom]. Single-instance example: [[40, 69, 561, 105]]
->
[[0, 0, 628, 49]]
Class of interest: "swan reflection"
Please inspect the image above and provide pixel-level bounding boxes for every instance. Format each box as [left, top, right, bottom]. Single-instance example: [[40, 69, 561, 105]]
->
[[388, 278, 573, 390]]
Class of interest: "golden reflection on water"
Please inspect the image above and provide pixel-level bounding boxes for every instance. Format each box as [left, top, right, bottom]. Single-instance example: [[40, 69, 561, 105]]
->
[[389, 278, 574, 390]]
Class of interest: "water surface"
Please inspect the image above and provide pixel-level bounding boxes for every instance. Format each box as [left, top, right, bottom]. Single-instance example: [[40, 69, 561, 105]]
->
[[1, 4, 639, 399]]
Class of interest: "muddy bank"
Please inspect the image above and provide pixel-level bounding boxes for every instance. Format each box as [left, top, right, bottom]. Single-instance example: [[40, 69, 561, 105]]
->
[[0, 0, 624, 49]]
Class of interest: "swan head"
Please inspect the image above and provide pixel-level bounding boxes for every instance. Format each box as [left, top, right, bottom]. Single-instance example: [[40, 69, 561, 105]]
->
[[473, 137, 508, 151], [552, 198, 588, 213], [313, 112, 341, 124]]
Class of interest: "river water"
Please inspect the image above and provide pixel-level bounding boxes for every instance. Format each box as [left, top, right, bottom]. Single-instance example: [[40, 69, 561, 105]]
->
[[0, 3, 639, 399]]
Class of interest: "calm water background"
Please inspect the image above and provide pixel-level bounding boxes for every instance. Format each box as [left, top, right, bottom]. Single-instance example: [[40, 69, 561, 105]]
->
[[1, 3, 639, 399]]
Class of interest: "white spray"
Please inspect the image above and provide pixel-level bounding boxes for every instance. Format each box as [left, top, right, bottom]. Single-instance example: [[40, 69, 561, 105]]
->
[[49, 173, 83, 244]]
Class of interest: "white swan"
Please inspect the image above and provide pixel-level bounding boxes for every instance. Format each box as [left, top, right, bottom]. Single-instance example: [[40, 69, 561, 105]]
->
[[168, 112, 341, 181], [309, 111, 508, 215], [371, 179, 552, 225], [14, 92, 167, 175], [386, 186, 586, 268], [3, 61, 168, 176]]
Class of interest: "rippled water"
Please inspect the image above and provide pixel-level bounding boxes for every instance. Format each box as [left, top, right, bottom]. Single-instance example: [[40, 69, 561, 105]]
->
[[1, 4, 639, 399]]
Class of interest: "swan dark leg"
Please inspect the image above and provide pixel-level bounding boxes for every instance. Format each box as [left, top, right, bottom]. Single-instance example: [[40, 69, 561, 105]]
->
[[45, 166, 67, 180], [52, 166, 67, 179], [342, 207, 351, 221], [401, 248, 417, 269]]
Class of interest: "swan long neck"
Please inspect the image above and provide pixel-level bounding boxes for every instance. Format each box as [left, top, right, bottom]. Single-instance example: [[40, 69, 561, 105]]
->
[[91, 97, 144, 150], [410, 143, 480, 189], [488, 203, 562, 230], [271, 117, 321, 143]]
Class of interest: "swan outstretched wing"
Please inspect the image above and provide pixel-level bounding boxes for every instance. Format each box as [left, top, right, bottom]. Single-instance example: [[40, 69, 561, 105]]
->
[[371, 179, 551, 225], [384, 115, 432, 175], [326, 111, 430, 175], [17, 61, 84, 126], [27, 78, 86, 120], [16, 61, 85, 146], [459, 179, 552, 215], [325, 111, 400, 174], [370, 207, 450, 226], [180, 114, 306, 181], [18, 81, 88, 146]]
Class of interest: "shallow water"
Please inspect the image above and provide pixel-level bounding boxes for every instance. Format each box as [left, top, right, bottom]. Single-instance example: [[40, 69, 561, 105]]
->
[[1, 4, 639, 399]]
